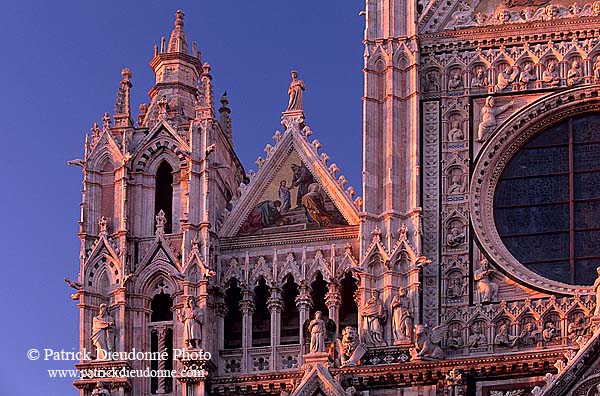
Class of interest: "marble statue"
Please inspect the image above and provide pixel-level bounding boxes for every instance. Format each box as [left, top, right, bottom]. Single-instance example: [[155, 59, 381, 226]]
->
[[448, 120, 464, 141], [337, 326, 366, 367], [361, 289, 387, 346], [494, 323, 518, 347], [448, 71, 463, 90], [410, 324, 446, 360], [91, 304, 115, 359], [176, 296, 203, 349], [468, 323, 487, 347], [567, 59, 583, 86], [446, 225, 465, 247], [447, 328, 464, 350], [92, 381, 111, 396], [542, 321, 557, 343], [495, 65, 519, 92], [286, 70, 305, 111], [594, 56, 600, 83], [477, 96, 514, 142], [445, 369, 463, 396], [448, 174, 465, 194], [424, 71, 441, 91], [568, 316, 589, 345], [308, 311, 326, 353], [594, 267, 600, 316], [519, 64, 536, 89], [474, 258, 498, 303], [471, 67, 488, 88], [391, 288, 414, 344], [542, 61, 560, 87]]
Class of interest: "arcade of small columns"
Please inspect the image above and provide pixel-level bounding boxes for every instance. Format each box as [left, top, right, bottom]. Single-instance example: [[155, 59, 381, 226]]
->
[[214, 233, 425, 373]]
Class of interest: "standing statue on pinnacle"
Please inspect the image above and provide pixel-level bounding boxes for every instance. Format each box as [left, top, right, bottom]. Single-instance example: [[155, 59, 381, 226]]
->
[[286, 70, 305, 111]]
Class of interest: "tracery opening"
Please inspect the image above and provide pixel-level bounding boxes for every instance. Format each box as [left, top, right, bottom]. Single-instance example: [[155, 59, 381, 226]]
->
[[224, 278, 243, 349], [494, 114, 600, 285], [155, 161, 173, 234]]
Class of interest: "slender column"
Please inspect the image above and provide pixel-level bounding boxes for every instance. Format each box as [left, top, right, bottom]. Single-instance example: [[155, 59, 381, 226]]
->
[[267, 287, 283, 370], [325, 283, 341, 338], [296, 281, 312, 361], [239, 289, 255, 372], [157, 326, 167, 394]]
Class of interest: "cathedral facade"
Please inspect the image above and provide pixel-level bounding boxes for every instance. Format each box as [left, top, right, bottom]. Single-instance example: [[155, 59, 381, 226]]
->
[[70, 2, 600, 396]]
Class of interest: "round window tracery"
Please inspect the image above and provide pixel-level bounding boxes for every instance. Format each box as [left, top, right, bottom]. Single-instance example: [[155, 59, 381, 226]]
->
[[493, 114, 600, 285]]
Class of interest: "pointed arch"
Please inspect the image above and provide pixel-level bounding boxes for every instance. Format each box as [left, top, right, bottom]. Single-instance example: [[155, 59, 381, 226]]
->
[[252, 276, 271, 347], [224, 277, 243, 349], [280, 275, 300, 345]]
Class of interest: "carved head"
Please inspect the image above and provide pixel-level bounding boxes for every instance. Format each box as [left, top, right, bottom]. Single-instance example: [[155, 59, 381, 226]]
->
[[98, 304, 107, 316], [280, 180, 287, 187], [186, 296, 196, 308], [485, 96, 495, 107], [476, 68, 484, 79], [291, 70, 298, 79], [545, 4, 559, 19], [480, 258, 489, 270], [497, 9, 511, 23], [571, 59, 580, 70], [524, 64, 533, 73], [594, 1, 600, 15], [314, 311, 322, 320], [341, 326, 359, 348], [546, 61, 556, 72]]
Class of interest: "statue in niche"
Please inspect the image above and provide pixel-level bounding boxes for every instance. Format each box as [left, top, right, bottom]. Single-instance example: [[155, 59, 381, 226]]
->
[[278, 180, 291, 213], [361, 289, 387, 346], [474, 258, 499, 303], [447, 328, 464, 350], [286, 70, 305, 111], [308, 311, 326, 353], [567, 59, 584, 86], [446, 273, 465, 298], [477, 96, 514, 142], [391, 288, 414, 344], [495, 322, 519, 347], [514, 323, 538, 347], [568, 316, 589, 346], [92, 381, 111, 396], [542, 61, 560, 87], [519, 64, 537, 89], [291, 163, 314, 207], [176, 296, 204, 349], [471, 67, 488, 88], [336, 326, 366, 367], [495, 65, 519, 92], [446, 224, 466, 247], [302, 183, 338, 227], [542, 321, 557, 343], [448, 119, 464, 142], [594, 267, 600, 316], [594, 57, 600, 83], [448, 173, 466, 195], [91, 304, 115, 359], [424, 71, 441, 92], [468, 323, 487, 347], [448, 71, 463, 90]]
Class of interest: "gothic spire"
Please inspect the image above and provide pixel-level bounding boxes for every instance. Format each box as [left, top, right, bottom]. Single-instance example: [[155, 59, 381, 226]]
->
[[167, 9, 189, 54]]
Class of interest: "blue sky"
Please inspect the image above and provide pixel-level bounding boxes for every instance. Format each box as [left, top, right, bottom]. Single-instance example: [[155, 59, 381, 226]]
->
[[0, 1, 363, 394]]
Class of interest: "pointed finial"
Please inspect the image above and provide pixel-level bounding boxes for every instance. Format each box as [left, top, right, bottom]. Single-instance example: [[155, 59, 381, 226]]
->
[[168, 9, 189, 53], [121, 67, 132, 81]]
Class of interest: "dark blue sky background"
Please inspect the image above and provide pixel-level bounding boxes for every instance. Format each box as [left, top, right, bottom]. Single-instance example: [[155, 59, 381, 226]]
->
[[0, 1, 363, 394]]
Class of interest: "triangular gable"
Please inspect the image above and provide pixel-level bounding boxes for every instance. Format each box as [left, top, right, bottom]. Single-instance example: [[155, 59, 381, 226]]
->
[[540, 330, 600, 396], [181, 241, 214, 282], [219, 120, 359, 237], [290, 363, 345, 396], [133, 120, 190, 155], [88, 127, 123, 166], [136, 233, 181, 276], [84, 234, 121, 270]]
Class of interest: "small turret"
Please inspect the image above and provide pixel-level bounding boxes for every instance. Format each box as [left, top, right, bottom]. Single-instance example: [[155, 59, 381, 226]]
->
[[219, 91, 232, 141], [167, 10, 189, 54]]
